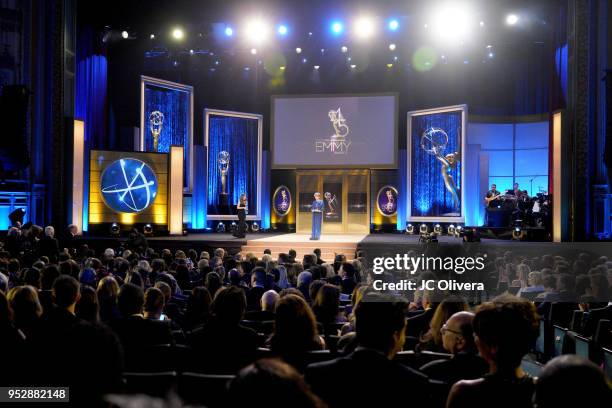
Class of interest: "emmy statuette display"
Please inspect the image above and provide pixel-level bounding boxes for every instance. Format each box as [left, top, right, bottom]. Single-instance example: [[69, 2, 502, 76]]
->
[[149, 111, 164, 152], [420, 127, 460, 212], [217, 150, 230, 206]]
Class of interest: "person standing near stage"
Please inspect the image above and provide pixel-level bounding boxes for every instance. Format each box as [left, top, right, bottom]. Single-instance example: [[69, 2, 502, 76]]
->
[[310, 192, 324, 240], [234, 193, 248, 238]]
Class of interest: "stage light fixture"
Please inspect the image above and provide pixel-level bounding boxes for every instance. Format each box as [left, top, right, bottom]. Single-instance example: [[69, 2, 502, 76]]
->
[[386, 63, 393, 68], [280, 66, 286, 70], [406, 224, 415, 234], [245, 19, 269, 44], [216, 222, 226, 233], [302, 58, 308, 63], [448, 225, 456, 235], [389, 43, 396, 51], [251, 222, 260, 232], [314, 65, 320, 70], [143, 223, 153, 236], [506, 14, 519, 25], [172, 28, 184, 40], [331, 21, 344, 35], [388, 19, 399, 31], [512, 227, 526, 240], [419, 224, 429, 234], [434, 224, 442, 235], [121, 30, 129, 39], [479, 21, 485, 27], [150, 34, 155, 39], [431, 2, 475, 43], [225, 26, 234, 36], [189, 49, 195, 55], [350, 64, 356, 69], [230, 221, 238, 233], [110, 222, 120, 236], [354, 16, 375, 39], [488, 52, 494, 58], [250, 48, 258, 55], [455, 225, 463, 237], [295, 47, 302, 54], [277, 25, 288, 35], [341, 46, 348, 53], [393, 55, 398, 61]]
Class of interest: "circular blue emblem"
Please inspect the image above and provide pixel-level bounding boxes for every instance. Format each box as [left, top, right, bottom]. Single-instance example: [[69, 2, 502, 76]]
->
[[376, 185, 398, 217], [100, 158, 158, 213], [273, 186, 292, 217]]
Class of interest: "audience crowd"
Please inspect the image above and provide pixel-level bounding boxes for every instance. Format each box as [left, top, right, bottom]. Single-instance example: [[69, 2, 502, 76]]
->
[[0, 222, 610, 407]]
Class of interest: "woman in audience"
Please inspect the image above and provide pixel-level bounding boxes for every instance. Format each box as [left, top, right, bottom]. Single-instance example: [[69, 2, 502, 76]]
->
[[205, 271, 222, 298], [417, 295, 469, 352], [312, 284, 347, 334], [0, 291, 29, 385], [447, 294, 540, 408], [183, 286, 212, 330], [267, 294, 325, 371], [7, 285, 42, 338], [97, 275, 120, 323], [75, 285, 100, 323]]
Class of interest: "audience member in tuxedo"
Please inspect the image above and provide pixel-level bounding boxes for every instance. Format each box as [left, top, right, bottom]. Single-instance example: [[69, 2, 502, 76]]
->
[[305, 292, 429, 408], [246, 289, 278, 321], [188, 286, 259, 373], [110, 283, 173, 353], [247, 267, 267, 310], [205, 271, 222, 299], [96, 275, 120, 323], [228, 358, 325, 408], [313, 248, 325, 265], [297, 271, 313, 302], [267, 294, 324, 371], [32, 275, 123, 406], [339, 262, 357, 295], [417, 295, 468, 352], [420, 311, 488, 385], [183, 286, 212, 331], [0, 291, 29, 385], [75, 285, 100, 323], [533, 355, 611, 408], [38, 226, 60, 264], [7, 285, 42, 339], [447, 294, 539, 408]]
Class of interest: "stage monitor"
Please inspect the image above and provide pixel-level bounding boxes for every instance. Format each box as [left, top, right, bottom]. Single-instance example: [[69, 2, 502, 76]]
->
[[272, 93, 398, 169]]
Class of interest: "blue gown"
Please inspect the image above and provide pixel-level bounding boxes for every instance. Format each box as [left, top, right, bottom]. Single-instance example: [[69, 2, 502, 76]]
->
[[310, 199, 324, 240]]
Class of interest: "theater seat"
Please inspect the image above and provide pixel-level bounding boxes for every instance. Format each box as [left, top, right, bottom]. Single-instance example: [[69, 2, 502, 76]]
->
[[395, 351, 452, 369], [304, 350, 335, 365], [178, 372, 234, 407], [123, 371, 177, 397]]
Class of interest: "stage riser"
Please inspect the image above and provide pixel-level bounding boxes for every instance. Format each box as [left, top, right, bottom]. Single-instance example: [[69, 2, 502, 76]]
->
[[242, 242, 357, 261]]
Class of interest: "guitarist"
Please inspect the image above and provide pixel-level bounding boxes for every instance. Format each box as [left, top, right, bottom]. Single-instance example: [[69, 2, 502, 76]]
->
[[484, 184, 501, 208]]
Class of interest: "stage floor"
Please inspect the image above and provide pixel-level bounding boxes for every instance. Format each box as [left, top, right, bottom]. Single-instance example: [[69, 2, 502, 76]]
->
[[247, 233, 367, 244]]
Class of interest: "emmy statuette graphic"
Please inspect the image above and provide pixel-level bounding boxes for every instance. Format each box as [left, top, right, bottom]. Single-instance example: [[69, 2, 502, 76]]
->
[[149, 111, 164, 152], [420, 128, 460, 211], [217, 151, 230, 206], [324, 192, 339, 219]]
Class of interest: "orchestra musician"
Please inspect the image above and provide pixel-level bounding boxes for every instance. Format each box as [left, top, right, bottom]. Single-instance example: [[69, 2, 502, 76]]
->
[[484, 184, 501, 208]]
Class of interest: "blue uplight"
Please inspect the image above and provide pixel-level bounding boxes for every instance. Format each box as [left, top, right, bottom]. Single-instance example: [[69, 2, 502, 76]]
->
[[331, 21, 343, 35], [388, 19, 399, 31], [277, 25, 288, 35], [224, 26, 233, 37]]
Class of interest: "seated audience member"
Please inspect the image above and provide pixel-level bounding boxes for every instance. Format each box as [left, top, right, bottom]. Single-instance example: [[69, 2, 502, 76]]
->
[[420, 311, 488, 384], [183, 286, 212, 330], [312, 284, 347, 334], [267, 294, 324, 371], [305, 292, 429, 408], [188, 286, 259, 373], [39, 265, 60, 313], [417, 295, 468, 352], [143, 287, 167, 320], [297, 271, 313, 302], [516, 271, 545, 299], [110, 283, 173, 352], [446, 294, 539, 408], [339, 262, 357, 295], [33, 275, 123, 405], [246, 289, 278, 321], [533, 355, 611, 408], [38, 226, 60, 264], [0, 291, 29, 385], [96, 275, 120, 323], [308, 279, 326, 303], [582, 301, 612, 337], [75, 285, 100, 323], [313, 248, 325, 265], [228, 358, 325, 408], [247, 267, 267, 310], [7, 285, 42, 338]]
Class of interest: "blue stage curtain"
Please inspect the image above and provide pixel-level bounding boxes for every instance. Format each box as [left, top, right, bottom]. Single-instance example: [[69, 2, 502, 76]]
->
[[144, 85, 190, 188], [411, 111, 462, 217], [207, 115, 259, 215]]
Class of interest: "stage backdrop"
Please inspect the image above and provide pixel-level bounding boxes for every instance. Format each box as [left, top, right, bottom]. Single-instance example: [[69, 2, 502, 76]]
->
[[88, 150, 169, 229], [205, 110, 262, 221], [408, 105, 467, 223], [272, 93, 398, 169], [140, 76, 193, 192]]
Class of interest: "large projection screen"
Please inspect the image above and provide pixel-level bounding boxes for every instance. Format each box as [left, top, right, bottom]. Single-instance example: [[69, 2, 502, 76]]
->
[[408, 105, 467, 223], [272, 94, 398, 169]]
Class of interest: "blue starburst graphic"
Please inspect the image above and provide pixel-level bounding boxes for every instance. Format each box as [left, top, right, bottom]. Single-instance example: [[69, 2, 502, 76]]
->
[[100, 158, 158, 213]]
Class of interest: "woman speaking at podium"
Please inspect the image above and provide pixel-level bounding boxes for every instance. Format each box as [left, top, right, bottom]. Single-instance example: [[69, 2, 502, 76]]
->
[[310, 192, 324, 240], [234, 193, 248, 238]]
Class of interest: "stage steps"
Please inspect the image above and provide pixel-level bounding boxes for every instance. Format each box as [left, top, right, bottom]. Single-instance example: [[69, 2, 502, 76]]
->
[[241, 240, 357, 262]]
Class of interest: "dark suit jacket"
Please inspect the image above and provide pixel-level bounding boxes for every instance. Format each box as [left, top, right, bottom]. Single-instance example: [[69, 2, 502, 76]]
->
[[305, 348, 430, 408], [406, 307, 435, 338], [420, 352, 489, 385], [340, 278, 356, 295], [247, 286, 266, 311], [38, 236, 60, 263], [244, 309, 275, 321]]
